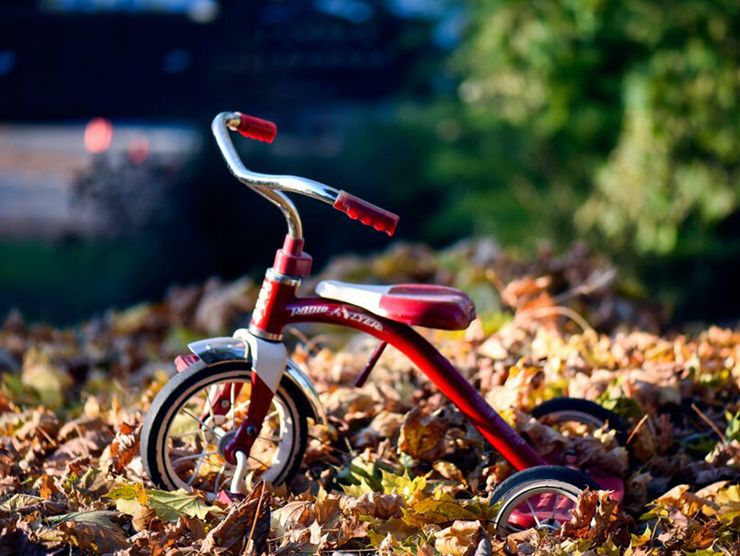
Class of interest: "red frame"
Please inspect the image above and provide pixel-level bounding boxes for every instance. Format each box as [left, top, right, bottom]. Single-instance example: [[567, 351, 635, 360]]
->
[[283, 298, 546, 469], [223, 240, 547, 471]]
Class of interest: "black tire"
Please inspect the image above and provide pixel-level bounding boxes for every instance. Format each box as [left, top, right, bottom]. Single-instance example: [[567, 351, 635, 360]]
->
[[141, 360, 309, 492], [489, 465, 599, 537], [531, 397, 628, 444]]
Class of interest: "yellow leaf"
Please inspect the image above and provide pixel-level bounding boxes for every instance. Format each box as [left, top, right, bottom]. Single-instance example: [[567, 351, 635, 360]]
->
[[654, 484, 690, 506], [714, 483, 740, 504], [381, 469, 428, 499], [405, 492, 486, 527], [21, 347, 72, 409], [628, 525, 653, 549], [106, 483, 221, 522]]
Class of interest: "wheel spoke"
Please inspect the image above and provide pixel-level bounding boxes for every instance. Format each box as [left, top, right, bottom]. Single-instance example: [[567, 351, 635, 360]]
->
[[178, 429, 209, 438], [180, 408, 222, 441], [181, 408, 203, 425], [526, 499, 542, 528], [228, 399, 251, 430], [203, 387, 217, 423], [212, 466, 226, 496], [258, 434, 282, 443], [157, 375, 296, 493], [186, 458, 205, 487], [172, 451, 219, 465], [248, 453, 271, 470], [549, 495, 560, 523]]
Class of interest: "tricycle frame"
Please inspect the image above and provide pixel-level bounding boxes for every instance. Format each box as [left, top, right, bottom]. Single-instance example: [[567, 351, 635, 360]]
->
[[221, 262, 546, 472]]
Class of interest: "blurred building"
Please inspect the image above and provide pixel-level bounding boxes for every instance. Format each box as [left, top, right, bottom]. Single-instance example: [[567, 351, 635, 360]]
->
[[1, 0, 441, 121], [0, 0, 452, 322], [0, 0, 446, 238]]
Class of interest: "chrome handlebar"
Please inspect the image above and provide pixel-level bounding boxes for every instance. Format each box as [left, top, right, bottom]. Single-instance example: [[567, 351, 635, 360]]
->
[[211, 111, 340, 239]]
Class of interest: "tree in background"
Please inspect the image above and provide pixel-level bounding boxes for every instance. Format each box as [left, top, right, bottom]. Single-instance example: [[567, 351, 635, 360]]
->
[[426, 0, 738, 262]]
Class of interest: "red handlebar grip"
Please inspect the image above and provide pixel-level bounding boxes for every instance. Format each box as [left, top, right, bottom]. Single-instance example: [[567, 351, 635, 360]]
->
[[333, 190, 399, 236], [236, 114, 277, 143]]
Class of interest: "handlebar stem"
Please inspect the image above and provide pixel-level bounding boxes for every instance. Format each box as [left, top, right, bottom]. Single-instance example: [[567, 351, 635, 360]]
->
[[212, 112, 340, 240]]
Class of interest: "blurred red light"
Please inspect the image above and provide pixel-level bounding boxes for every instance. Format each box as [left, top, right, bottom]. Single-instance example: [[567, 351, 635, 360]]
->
[[84, 117, 113, 153]]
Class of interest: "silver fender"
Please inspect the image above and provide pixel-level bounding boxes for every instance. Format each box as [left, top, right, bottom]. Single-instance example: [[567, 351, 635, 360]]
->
[[186, 337, 326, 425]]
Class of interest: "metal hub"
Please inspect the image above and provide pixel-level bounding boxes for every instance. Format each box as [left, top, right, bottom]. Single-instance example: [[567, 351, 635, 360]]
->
[[538, 518, 562, 532], [218, 430, 236, 458]]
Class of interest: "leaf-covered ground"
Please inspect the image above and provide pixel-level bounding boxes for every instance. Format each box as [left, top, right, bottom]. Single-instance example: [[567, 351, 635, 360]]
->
[[0, 239, 738, 555]]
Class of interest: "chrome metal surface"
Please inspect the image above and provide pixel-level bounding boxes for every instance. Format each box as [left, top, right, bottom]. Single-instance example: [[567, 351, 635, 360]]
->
[[213, 112, 340, 239], [186, 336, 326, 424], [248, 325, 284, 342], [266, 268, 301, 287], [188, 337, 247, 365], [230, 450, 248, 493]]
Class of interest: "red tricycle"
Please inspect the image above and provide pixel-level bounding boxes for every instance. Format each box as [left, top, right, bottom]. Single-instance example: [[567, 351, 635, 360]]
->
[[140, 111, 626, 536]]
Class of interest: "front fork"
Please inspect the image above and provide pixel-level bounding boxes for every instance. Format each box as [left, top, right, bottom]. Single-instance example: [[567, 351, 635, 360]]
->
[[221, 331, 287, 467], [180, 331, 287, 491]]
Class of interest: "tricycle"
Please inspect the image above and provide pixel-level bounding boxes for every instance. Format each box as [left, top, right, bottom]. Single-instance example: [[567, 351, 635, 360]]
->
[[140, 111, 626, 536]]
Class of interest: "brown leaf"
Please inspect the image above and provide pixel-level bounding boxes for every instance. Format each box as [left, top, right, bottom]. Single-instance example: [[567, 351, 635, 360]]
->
[[272, 500, 315, 530], [44, 428, 114, 473], [12, 408, 59, 450], [37, 473, 57, 499], [501, 276, 551, 310], [55, 511, 129, 553], [0, 475, 20, 496], [109, 421, 140, 474], [200, 483, 270, 555], [516, 413, 628, 475], [132, 504, 161, 533], [399, 406, 450, 462], [433, 461, 467, 484], [353, 410, 405, 448], [344, 492, 403, 520], [561, 489, 624, 544], [505, 528, 539, 555], [561, 489, 600, 539]]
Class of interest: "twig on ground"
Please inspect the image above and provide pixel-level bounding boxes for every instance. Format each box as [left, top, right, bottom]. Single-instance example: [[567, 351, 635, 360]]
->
[[691, 403, 726, 444]]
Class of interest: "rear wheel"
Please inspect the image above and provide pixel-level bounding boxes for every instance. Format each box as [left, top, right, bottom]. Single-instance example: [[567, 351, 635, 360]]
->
[[141, 360, 309, 497], [489, 465, 599, 537], [532, 397, 628, 444]]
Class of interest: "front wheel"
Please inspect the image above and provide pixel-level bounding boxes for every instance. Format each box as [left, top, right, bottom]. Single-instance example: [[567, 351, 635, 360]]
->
[[140, 360, 309, 497], [489, 465, 599, 537]]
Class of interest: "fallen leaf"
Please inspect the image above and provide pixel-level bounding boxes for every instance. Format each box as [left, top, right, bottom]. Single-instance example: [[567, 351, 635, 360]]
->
[[48, 511, 128, 553], [201, 483, 270, 555], [434, 520, 482, 556], [399, 406, 450, 462]]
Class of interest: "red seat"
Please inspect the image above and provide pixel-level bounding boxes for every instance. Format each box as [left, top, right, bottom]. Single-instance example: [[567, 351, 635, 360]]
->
[[315, 280, 476, 330]]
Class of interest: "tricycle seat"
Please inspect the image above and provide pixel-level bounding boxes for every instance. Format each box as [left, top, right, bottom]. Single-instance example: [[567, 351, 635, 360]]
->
[[315, 280, 476, 330]]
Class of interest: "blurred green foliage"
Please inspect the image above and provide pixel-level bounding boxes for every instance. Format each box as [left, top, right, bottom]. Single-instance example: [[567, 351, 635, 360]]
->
[[415, 0, 739, 261]]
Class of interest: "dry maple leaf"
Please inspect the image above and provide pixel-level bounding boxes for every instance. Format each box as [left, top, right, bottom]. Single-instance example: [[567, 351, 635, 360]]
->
[[344, 492, 403, 520]]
